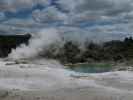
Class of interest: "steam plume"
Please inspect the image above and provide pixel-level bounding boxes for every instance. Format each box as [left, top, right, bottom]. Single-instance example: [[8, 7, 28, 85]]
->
[[8, 28, 61, 60]]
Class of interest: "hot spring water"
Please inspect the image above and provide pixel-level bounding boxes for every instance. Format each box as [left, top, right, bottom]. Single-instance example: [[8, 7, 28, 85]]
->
[[68, 63, 112, 73]]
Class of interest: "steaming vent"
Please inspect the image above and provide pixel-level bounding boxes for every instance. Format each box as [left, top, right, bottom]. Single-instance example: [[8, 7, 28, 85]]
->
[[0, 33, 32, 57]]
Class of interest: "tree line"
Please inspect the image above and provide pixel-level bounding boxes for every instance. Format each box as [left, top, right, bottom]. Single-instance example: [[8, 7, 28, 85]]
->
[[40, 37, 133, 64]]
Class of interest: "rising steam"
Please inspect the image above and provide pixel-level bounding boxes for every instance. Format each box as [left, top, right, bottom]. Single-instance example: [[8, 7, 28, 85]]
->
[[8, 28, 62, 60]]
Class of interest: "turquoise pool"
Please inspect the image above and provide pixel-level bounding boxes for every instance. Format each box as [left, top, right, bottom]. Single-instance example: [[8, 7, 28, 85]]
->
[[68, 63, 112, 73]]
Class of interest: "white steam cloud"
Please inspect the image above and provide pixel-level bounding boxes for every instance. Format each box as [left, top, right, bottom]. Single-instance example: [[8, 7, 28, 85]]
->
[[8, 28, 62, 60]]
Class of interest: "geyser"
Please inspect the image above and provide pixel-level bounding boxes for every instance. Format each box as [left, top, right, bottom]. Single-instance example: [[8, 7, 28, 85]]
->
[[8, 28, 62, 60]]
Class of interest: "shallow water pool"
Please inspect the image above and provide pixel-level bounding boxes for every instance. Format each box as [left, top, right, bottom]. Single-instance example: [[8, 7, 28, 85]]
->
[[68, 63, 112, 73]]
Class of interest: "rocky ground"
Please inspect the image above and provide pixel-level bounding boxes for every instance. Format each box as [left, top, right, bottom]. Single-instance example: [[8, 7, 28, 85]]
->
[[0, 59, 133, 100]]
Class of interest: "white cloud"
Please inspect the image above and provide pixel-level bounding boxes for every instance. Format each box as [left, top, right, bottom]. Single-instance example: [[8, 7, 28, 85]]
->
[[56, 0, 133, 13], [0, 0, 49, 12], [58, 24, 133, 43], [0, 0, 133, 41], [32, 6, 67, 23], [27, 0, 128, 31]]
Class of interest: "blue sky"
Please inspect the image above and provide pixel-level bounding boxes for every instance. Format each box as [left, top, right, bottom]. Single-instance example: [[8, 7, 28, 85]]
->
[[0, 0, 133, 41]]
